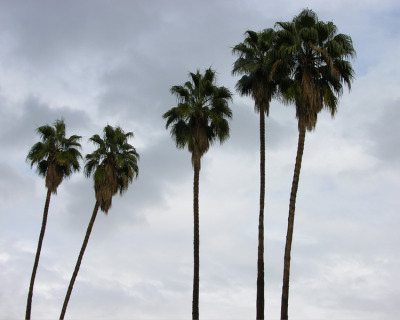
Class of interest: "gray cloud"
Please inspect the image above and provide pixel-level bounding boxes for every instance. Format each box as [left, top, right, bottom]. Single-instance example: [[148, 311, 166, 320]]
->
[[0, 95, 93, 154], [368, 99, 400, 163]]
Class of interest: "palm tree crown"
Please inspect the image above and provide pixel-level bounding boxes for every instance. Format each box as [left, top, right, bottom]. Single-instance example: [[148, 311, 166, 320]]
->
[[232, 28, 282, 115], [84, 125, 139, 213], [163, 67, 233, 167], [26, 119, 82, 193], [274, 8, 355, 130]]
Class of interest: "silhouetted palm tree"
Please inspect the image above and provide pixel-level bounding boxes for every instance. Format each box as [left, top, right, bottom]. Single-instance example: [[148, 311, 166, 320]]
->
[[232, 29, 282, 320], [274, 9, 355, 319], [60, 125, 139, 319], [25, 119, 82, 320], [163, 68, 232, 320]]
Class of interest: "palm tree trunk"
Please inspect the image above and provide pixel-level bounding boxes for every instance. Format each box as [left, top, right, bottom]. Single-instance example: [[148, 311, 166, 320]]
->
[[256, 108, 265, 320], [60, 201, 100, 320], [25, 189, 52, 320], [192, 159, 200, 320], [280, 125, 306, 320]]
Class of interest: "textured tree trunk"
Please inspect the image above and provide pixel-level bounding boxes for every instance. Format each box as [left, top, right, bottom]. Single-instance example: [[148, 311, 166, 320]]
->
[[25, 189, 52, 320], [256, 108, 265, 320], [281, 126, 306, 320], [60, 201, 100, 320], [192, 159, 200, 320]]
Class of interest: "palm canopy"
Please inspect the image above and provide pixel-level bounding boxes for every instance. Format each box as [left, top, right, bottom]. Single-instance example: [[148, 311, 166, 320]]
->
[[163, 67, 233, 167], [232, 28, 283, 115], [274, 8, 355, 130], [84, 125, 139, 213], [27, 119, 82, 193]]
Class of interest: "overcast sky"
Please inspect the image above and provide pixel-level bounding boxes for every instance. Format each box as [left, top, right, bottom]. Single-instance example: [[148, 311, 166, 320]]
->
[[1, 0, 399, 319]]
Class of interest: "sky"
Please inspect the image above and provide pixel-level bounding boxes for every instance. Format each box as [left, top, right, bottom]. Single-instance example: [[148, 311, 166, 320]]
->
[[0, 0, 399, 319]]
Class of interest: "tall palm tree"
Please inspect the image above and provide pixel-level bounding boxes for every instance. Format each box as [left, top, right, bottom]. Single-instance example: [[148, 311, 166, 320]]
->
[[232, 28, 282, 320], [163, 68, 232, 320], [273, 9, 355, 319], [25, 119, 82, 320], [60, 125, 139, 319]]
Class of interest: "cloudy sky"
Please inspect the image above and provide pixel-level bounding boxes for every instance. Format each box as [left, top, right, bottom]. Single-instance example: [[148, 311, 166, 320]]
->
[[1, 0, 399, 319]]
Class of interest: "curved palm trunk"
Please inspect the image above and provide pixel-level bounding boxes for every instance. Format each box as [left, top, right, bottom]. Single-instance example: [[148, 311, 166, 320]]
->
[[60, 201, 100, 320], [192, 159, 200, 320], [25, 189, 52, 320], [256, 108, 265, 320], [280, 125, 306, 320]]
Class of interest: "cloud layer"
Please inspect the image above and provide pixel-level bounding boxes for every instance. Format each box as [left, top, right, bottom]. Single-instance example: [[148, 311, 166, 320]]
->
[[1, 0, 399, 319]]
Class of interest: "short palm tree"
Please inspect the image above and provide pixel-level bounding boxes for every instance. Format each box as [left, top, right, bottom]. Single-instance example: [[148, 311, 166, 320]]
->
[[163, 68, 232, 320], [25, 119, 82, 320], [232, 29, 283, 320], [274, 9, 355, 319], [60, 125, 139, 319]]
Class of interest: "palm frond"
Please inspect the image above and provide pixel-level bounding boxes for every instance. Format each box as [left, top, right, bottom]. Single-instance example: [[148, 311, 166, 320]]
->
[[274, 8, 355, 130], [232, 28, 282, 115], [85, 125, 139, 213], [164, 68, 232, 165], [27, 119, 82, 192]]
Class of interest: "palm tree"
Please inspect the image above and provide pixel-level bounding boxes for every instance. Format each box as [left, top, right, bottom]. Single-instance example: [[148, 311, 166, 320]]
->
[[25, 119, 82, 320], [273, 9, 355, 319], [232, 28, 282, 320], [163, 68, 232, 320], [60, 125, 139, 319]]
